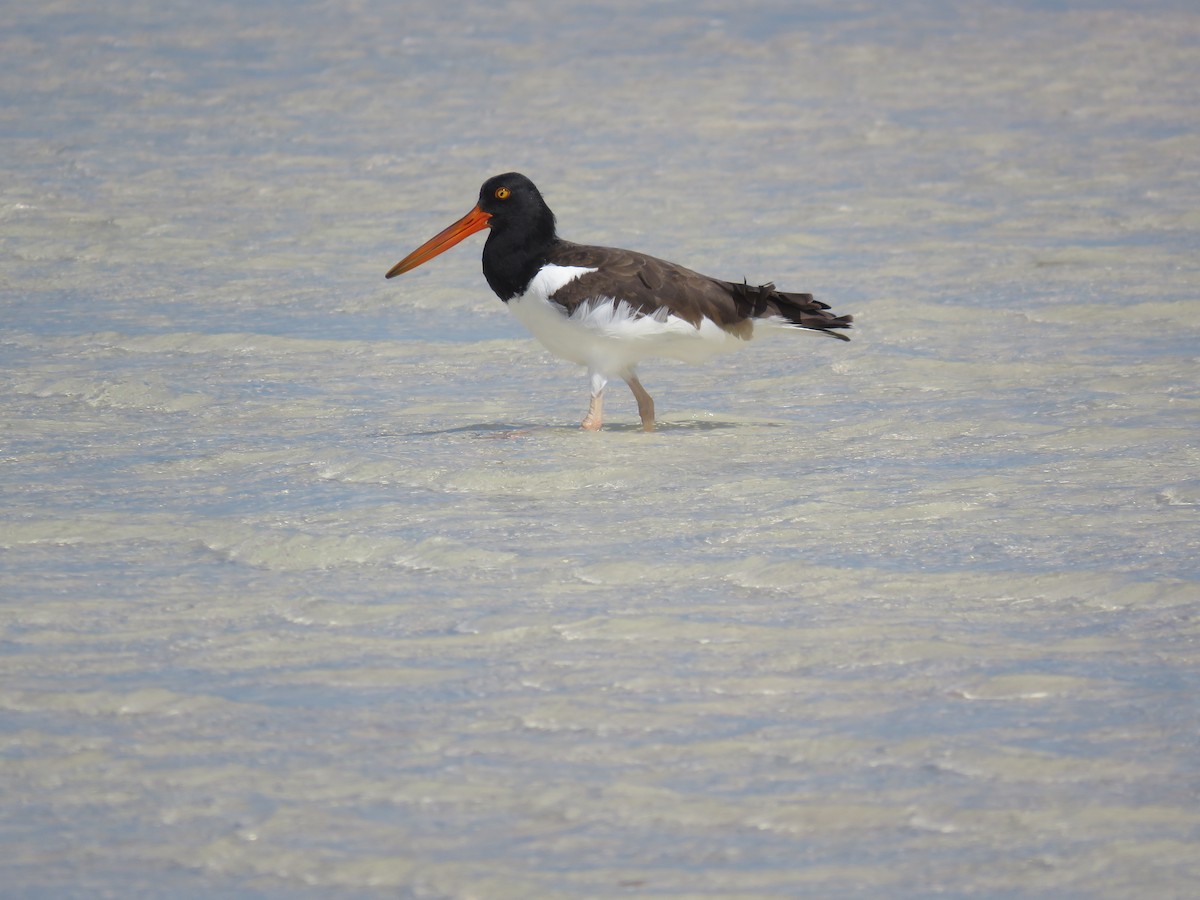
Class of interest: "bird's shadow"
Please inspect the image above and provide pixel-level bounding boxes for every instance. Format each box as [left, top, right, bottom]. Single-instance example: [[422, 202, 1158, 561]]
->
[[401, 419, 778, 439]]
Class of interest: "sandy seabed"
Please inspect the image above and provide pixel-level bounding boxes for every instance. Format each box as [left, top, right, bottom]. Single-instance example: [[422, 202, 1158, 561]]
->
[[2, 1, 1199, 896]]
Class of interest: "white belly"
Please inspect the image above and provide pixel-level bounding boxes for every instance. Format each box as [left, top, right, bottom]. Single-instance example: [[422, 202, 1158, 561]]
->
[[507, 264, 747, 378]]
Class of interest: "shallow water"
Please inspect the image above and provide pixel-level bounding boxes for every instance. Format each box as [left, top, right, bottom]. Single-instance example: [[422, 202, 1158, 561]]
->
[[2, 1, 1199, 897]]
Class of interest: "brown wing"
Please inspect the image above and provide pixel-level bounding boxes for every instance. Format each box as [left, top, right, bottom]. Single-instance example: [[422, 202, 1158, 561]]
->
[[547, 241, 746, 328], [547, 240, 853, 340]]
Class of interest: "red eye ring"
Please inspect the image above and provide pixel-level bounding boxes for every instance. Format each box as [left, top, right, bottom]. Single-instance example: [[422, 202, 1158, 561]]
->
[[494, 187, 511, 200]]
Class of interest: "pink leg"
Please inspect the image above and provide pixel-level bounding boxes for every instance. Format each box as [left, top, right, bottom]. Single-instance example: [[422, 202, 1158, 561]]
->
[[581, 392, 604, 431], [626, 374, 655, 432], [581, 370, 607, 431]]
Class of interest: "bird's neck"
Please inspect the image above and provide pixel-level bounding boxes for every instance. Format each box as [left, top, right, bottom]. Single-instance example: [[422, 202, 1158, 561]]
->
[[482, 218, 558, 302]]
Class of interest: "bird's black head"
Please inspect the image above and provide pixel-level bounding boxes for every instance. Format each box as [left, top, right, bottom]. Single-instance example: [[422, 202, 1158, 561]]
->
[[385, 172, 559, 300], [477, 173, 559, 300], [477, 173, 556, 238]]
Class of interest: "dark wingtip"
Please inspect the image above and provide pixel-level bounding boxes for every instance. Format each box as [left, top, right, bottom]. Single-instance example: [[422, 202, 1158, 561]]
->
[[821, 312, 853, 340]]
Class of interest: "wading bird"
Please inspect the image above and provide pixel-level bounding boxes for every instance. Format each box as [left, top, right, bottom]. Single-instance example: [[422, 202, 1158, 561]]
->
[[386, 173, 852, 431]]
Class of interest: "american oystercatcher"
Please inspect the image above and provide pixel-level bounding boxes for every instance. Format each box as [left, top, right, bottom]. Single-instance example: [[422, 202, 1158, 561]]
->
[[386, 173, 852, 431]]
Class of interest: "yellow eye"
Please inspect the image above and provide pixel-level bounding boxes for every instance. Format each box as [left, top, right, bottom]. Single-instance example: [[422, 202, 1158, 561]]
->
[[494, 186, 511, 200]]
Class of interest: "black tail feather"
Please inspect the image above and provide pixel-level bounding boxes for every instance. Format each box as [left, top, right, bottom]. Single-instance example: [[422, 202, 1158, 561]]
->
[[730, 280, 853, 341]]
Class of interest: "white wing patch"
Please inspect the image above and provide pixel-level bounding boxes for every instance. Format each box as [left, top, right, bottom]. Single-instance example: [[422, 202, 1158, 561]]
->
[[526, 264, 598, 300]]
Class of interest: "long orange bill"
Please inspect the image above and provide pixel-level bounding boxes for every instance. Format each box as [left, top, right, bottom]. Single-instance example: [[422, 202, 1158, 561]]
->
[[385, 205, 492, 278]]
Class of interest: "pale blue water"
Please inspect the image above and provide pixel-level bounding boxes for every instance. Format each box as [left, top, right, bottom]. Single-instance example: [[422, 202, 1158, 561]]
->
[[3, 1, 1199, 897]]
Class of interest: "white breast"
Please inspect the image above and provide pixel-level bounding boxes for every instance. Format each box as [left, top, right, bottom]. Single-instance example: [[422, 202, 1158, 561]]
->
[[507, 264, 747, 379]]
